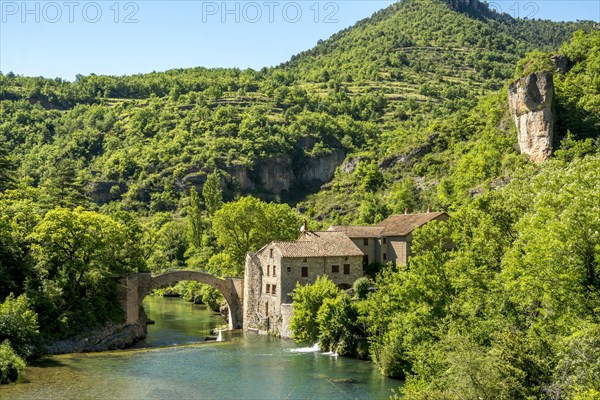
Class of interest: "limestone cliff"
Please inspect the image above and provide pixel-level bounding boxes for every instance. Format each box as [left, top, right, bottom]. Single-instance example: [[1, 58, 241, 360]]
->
[[168, 151, 347, 201], [508, 71, 555, 163], [298, 150, 346, 183]]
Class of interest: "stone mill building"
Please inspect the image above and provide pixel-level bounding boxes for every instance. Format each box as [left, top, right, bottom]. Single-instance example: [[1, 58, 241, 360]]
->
[[243, 210, 448, 337]]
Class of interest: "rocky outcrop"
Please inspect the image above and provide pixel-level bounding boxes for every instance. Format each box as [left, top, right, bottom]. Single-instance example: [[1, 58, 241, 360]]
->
[[44, 322, 146, 355], [175, 151, 346, 198], [299, 150, 346, 183], [224, 152, 346, 196], [255, 155, 295, 194], [225, 163, 254, 191], [87, 181, 127, 205], [508, 71, 555, 163]]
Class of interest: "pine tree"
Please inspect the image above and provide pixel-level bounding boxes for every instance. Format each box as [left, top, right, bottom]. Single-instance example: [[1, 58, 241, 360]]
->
[[187, 187, 204, 249]]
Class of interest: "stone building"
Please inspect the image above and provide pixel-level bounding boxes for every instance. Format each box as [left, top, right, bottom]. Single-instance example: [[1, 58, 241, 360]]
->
[[328, 210, 449, 267], [243, 230, 363, 336], [243, 210, 448, 337]]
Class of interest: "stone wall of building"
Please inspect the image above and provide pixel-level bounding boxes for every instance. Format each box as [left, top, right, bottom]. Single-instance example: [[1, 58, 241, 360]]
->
[[351, 238, 376, 266], [244, 248, 364, 337], [243, 253, 268, 332], [388, 236, 408, 265], [280, 304, 294, 339]]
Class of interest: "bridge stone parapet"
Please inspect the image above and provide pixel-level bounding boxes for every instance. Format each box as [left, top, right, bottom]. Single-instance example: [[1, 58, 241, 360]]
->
[[121, 271, 244, 332]]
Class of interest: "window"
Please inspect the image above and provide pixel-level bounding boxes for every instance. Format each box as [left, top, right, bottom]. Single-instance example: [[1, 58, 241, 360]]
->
[[266, 284, 271, 294], [343, 264, 350, 274], [272, 285, 277, 295], [344, 256, 348, 261], [363, 238, 369, 246], [273, 266, 277, 277], [270, 249, 273, 258], [287, 266, 291, 272], [302, 258, 307, 262], [265, 302, 268, 316], [332, 265, 340, 273], [383, 253, 387, 260], [382, 237, 387, 244], [267, 265, 270, 276], [301, 266, 308, 277]]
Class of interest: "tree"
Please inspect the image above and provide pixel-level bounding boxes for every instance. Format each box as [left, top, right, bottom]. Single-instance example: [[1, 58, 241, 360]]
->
[[355, 161, 384, 192], [29, 207, 143, 335], [353, 277, 371, 300], [203, 171, 223, 217], [289, 275, 341, 344], [0, 294, 39, 357], [316, 294, 368, 357], [39, 158, 88, 209], [212, 196, 301, 270], [0, 139, 16, 192], [388, 178, 419, 214], [187, 187, 204, 249]]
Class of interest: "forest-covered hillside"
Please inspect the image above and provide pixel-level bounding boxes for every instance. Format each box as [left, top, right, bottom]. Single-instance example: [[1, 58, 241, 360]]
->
[[1, 0, 600, 394], [0, 0, 595, 214]]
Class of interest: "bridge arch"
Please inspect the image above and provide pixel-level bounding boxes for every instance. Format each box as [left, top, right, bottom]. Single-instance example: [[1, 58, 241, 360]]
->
[[121, 272, 244, 331]]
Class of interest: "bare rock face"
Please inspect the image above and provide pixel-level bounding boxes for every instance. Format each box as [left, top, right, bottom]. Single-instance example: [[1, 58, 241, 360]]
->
[[508, 71, 555, 163], [299, 150, 346, 183], [255, 155, 295, 194]]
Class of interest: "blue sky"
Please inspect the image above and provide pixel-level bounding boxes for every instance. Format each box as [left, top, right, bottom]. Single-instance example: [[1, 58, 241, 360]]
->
[[1, 0, 598, 80]]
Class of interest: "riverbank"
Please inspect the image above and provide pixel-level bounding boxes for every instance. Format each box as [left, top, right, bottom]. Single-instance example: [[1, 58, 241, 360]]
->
[[43, 323, 146, 355], [42, 307, 149, 355]]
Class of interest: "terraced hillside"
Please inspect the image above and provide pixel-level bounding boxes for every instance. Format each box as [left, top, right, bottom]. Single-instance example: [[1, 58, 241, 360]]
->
[[0, 0, 595, 219]]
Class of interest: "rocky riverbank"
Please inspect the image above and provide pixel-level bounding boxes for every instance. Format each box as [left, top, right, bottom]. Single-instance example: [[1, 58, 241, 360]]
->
[[44, 310, 148, 355]]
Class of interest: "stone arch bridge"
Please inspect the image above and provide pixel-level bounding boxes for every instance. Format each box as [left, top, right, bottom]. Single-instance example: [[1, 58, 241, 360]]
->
[[120, 272, 244, 330]]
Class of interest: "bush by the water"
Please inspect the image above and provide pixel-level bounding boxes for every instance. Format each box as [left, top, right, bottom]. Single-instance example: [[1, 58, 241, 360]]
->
[[0, 294, 39, 357], [0, 340, 25, 384]]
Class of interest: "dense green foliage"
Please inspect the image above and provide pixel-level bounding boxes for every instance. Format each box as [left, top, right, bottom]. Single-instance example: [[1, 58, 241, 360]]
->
[[0, 295, 38, 384], [0, 341, 25, 384], [0, 0, 593, 217], [1, 0, 599, 392], [293, 155, 600, 397], [212, 196, 301, 272], [289, 275, 341, 344], [0, 294, 39, 357]]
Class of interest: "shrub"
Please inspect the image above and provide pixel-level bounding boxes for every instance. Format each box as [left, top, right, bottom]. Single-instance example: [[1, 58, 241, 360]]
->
[[352, 277, 372, 300], [316, 295, 369, 358], [200, 285, 223, 312], [0, 340, 25, 384], [290, 276, 341, 344], [0, 294, 39, 357]]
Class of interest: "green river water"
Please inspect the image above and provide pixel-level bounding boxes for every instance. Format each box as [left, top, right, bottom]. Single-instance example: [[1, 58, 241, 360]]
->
[[0, 297, 400, 399]]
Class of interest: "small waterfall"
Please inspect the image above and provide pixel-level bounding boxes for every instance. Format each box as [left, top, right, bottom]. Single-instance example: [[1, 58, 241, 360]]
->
[[216, 329, 223, 342], [288, 343, 320, 353]]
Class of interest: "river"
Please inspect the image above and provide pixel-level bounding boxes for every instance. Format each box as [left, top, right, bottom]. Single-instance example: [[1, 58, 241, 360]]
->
[[1, 296, 401, 399]]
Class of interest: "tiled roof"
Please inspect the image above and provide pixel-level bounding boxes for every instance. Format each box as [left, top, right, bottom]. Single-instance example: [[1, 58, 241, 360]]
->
[[267, 231, 364, 258], [327, 225, 384, 238], [328, 212, 447, 238], [376, 212, 448, 236]]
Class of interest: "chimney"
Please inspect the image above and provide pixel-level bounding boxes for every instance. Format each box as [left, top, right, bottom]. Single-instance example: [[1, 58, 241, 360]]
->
[[427, 204, 432, 213], [300, 219, 308, 234], [404, 208, 409, 215]]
